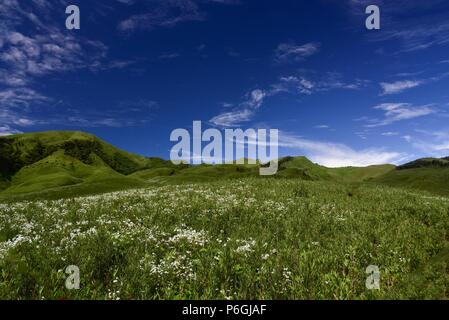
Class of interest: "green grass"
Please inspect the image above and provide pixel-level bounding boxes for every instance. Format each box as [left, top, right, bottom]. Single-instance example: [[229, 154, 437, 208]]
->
[[0, 149, 146, 198], [0, 178, 448, 299], [0, 131, 162, 199], [0, 130, 154, 179], [328, 165, 395, 183], [1, 131, 449, 300], [398, 157, 449, 170], [372, 167, 449, 197], [2, 131, 449, 200]]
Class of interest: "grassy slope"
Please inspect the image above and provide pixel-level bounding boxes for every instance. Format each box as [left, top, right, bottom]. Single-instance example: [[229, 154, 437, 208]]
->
[[1, 131, 448, 199], [275, 156, 333, 180], [0, 152, 146, 201], [328, 164, 396, 183], [273, 157, 395, 183], [1, 178, 448, 299], [0, 130, 151, 174], [398, 157, 449, 170], [372, 167, 449, 197], [0, 131, 152, 199]]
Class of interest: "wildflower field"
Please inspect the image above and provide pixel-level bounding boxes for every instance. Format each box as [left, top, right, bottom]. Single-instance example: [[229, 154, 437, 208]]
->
[[0, 178, 448, 300]]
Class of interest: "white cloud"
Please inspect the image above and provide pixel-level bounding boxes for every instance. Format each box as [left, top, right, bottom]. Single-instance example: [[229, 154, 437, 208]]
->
[[275, 42, 320, 63], [402, 135, 412, 143], [117, 0, 238, 32], [278, 131, 406, 167], [0, 88, 50, 109], [158, 53, 181, 60], [0, 125, 22, 136], [381, 132, 399, 136], [0, 1, 109, 88], [210, 89, 266, 127], [349, 0, 449, 52], [404, 129, 449, 157], [209, 109, 254, 127], [380, 80, 422, 95], [0, 88, 51, 129], [210, 71, 365, 127], [365, 103, 435, 127], [276, 72, 367, 94]]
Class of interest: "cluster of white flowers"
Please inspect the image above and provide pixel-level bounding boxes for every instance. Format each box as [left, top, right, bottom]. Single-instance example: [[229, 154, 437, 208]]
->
[[235, 239, 256, 255], [107, 278, 122, 300], [169, 226, 209, 247], [140, 252, 197, 281], [0, 234, 31, 259], [261, 248, 278, 261]]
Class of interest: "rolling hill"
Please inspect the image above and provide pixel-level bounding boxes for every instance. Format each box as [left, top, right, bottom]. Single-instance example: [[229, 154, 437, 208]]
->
[[0, 131, 158, 198], [372, 157, 449, 196], [1, 131, 448, 199]]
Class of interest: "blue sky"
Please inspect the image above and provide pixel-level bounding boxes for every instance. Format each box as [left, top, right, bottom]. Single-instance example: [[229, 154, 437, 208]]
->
[[1, 0, 449, 167]]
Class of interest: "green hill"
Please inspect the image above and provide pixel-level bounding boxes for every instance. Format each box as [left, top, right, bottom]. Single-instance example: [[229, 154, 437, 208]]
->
[[397, 157, 449, 170], [0, 131, 151, 177], [274, 157, 395, 183], [1, 130, 448, 199], [367, 156, 449, 196], [274, 156, 333, 180], [0, 131, 156, 199], [372, 167, 449, 197], [328, 164, 396, 183]]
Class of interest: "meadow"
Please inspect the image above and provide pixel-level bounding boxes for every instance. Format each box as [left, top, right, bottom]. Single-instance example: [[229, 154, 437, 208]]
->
[[1, 178, 448, 300]]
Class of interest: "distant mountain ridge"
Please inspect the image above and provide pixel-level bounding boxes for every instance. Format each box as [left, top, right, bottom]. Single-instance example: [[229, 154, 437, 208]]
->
[[398, 157, 449, 170], [0, 131, 448, 199]]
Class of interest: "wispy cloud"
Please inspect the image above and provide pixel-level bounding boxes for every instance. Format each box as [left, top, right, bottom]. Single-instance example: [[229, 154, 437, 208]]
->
[[380, 80, 422, 95], [117, 0, 238, 32], [55, 99, 158, 128], [274, 71, 367, 94], [158, 53, 181, 60], [210, 70, 366, 127], [365, 103, 435, 127], [0, 88, 50, 109], [278, 131, 406, 167], [0, 1, 109, 87], [0, 88, 51, 128], [210, 89, 267, 127], [348, 0, 449, 52], [0, 0, 144, 134], [274, 42, 320, 63], [401, 129, 449, 157], [379, 22, 449, 53], [0, 90, 156, 129], [381, 131, 399, 136], [0, 125, 22, 137]]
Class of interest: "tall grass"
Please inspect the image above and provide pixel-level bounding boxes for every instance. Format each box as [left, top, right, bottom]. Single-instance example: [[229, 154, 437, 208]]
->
[[0, 178, 448, 299]]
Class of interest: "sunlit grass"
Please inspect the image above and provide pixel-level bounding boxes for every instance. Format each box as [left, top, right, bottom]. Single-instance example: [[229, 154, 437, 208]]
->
[[0, 178, 448, 300]]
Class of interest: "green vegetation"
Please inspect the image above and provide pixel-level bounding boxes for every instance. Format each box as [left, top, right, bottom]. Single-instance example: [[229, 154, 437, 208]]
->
[[0, 131, 155, 199], [0, 179, 448, 299], [328, 165, 395, 183], [398, 157, 449, 170], [1, 131, 449, 300], [372, 167, 449, 197], [1, 131, 449, 199]]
